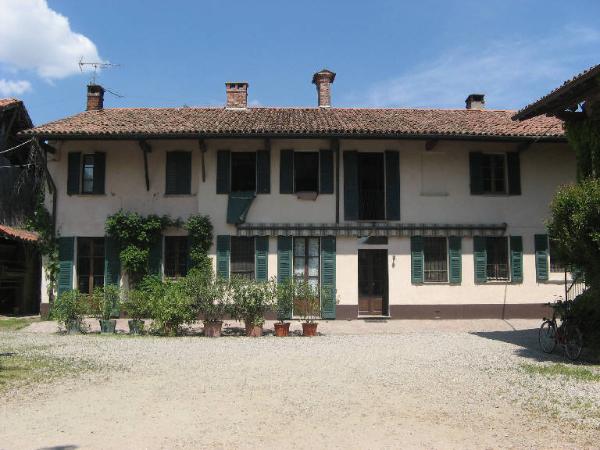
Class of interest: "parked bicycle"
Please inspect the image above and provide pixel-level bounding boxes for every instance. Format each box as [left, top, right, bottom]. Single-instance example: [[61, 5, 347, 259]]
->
[[539, 300, 583, 361]]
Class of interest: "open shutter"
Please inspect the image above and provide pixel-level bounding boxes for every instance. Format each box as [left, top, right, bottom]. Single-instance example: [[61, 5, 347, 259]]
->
[[178, 152, 192, 194], [93, 152, 105, 194], [510, 236, 523, 283], [385, 150, 400, 220], [148, 236, 163, 276], [216, 150, 231, 194], [165, 152, 177, 194], [469, 152, 483, 195], [104, 237, 120, 286], [535, 234, 549, 281], [256, 150, 271, 194], [321, 236, 336, 319], [67, 152, 81, 195], [279, 150, 294, 194], [319, 149, 334, 194], [473, 236, 487, 283], [343, 151, 358, 220], [216, 235, 230, 279], [448, 236, 462, 284], [507, 152, 521, 195], [277, 236, 293, 319], [57, 237, 74, 297], [255, 236, 269, 281], [410, 236, 424, 284]]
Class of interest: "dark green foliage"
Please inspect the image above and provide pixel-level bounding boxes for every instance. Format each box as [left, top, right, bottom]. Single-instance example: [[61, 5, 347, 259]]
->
[[565, 114, 600, 181], [185, 214, 213, 272], [50, 290, 86, 328], [569, 289, 600, 352]]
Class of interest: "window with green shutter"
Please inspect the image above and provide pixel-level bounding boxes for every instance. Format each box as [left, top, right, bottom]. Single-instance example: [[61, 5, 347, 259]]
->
[[473, 236, 487, 283], [510, 236, 523, 283], [57, 237, 75, 296], [255, 236, 269, 281], [148, 236, 163, 276], [67, 152, 81, 195], [385, 151, 400, 220], [343, 151, 359, 220], [165, 151, 192, 195], [279, 150, 294, 194], [216, 235, 231, 279], [319, 150, 334, 194], [256, 150, 270, 194], [277, 236, 293, 319], [534, 234, 549, 281], [507, 152, 521, 196], [104, 237, 120, 287], [67, 152, 106, 195], [470, 152, 521, 196], [216, 150, 231, 194], [410, 236, 424, 284], [321, 236, 336, 319], [448, 236, 462, 284]]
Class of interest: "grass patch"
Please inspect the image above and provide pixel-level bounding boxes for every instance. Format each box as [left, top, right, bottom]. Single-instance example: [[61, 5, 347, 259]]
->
[[0, 317, 40, 331], [521, 363, 600, 382]]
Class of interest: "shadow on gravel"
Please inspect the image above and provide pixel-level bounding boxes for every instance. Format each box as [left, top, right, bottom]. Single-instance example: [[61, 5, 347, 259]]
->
[[37, 446, 78, 450]]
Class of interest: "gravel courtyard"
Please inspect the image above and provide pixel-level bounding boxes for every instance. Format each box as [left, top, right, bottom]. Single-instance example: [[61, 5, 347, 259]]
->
[[1, 319, 599, 449]]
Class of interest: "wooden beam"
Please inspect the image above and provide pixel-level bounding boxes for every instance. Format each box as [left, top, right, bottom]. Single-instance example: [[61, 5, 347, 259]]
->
[[425, 139, 438, 151], [198, 138, 207, 182], [553, 110, 586, 122], [138, 140, 152, 191]]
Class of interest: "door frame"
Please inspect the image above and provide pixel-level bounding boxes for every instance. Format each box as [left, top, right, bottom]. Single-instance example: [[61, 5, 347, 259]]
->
[[357, 248, 389, 317]]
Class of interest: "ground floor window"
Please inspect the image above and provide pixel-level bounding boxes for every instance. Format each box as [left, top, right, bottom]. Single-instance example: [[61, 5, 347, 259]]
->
[[77, 237, 105, 294], [423, 237, 447, 282], [486, 237, 509, 281], [164, 236, 188, 278], [293, 237, 320, 290], [549, 239, 565, 273], [231, 237, 255, 279]]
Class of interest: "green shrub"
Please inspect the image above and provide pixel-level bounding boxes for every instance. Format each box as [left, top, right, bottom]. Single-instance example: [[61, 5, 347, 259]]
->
[[146, 278, 196, 335], [123, 289, 150, 321], [182, 268, 231, 322], [570, 289, 600, 352], [88, 285, 121, 320], [50, 290, 86, 328], [230, 277, 276, 327], [185, 214, 213, 272], [275, 278, 295, 322], [293, 280, 322, 323]]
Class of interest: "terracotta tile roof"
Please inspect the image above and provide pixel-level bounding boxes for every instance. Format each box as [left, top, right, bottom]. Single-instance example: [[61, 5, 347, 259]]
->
[[0, 225, 39, 243], [0, 98, 21, 110], [513, 63, 600, 121], [22, 107, 564, 140], [0, 98, 33, 129]]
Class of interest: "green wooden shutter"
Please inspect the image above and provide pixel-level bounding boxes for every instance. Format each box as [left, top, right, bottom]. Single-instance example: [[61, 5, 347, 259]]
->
[[104, 237, 120, 286], [165, 152, 177, 194], [448, 236, 462, 284], [319, 149, 334, 194], [256, 150, 271, 194], [473, 236, 487, 283], [534, 234, 549, 281], [67, 152, 81, 195], [343, 151, 359, 220], [177, 152, 192, 194], [216, 235, 230, 279], [469, 152, 483, 195], [507, 152, 521, 195], [216, 150, 231, 194], [255, 236, 269, 281], [279, 150, 294, 194], [148, 236, 163, 276], [385, 150, 400, 220], [277, 236, 293, 319], [411, 236, 424, 284], [93, 152, 105, 194], [510, 236, 523, 283], [321, 236, 336, 319], [57, 237, 74, 296]]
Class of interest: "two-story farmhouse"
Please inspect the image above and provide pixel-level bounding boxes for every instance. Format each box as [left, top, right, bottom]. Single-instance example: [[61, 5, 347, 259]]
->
[[23, 70, 574, 319]]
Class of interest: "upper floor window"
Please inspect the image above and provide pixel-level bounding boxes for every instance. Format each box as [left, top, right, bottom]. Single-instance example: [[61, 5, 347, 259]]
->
[[67, 152, 105, 195], [294, 152, 319, 192], [164, 236, 188, 278], [165, 151, 192, 195], [469, 151, 521, 196], [231, 153, 256, 192], [77, 237, 105, 294]]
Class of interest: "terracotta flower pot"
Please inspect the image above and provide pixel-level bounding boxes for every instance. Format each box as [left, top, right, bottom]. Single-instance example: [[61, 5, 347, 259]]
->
[[274, 322, 290, 337], [302, 322, 318, 337], [203, 320, 223, 338], [245, 323, 263, 337]]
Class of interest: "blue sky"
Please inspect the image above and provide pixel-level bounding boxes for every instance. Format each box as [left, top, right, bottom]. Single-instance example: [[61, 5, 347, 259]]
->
[[0, 0, 598, 125]]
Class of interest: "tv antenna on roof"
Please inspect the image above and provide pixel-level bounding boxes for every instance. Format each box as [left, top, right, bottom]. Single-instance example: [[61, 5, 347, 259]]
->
[[78, 57, 120, 85]]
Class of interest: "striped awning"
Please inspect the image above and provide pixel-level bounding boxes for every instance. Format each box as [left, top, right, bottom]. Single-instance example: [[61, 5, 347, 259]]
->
[[236, 222, 507, 237]]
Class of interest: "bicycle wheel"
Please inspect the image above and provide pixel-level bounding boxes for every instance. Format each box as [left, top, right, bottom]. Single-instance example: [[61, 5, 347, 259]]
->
[[564, 325, 583, 361], [539, 320, 557, 354]]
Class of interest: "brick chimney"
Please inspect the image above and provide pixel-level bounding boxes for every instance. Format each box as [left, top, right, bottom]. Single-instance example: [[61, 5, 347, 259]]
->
[[86, 84, 105, 111], [312, 69, 336, 107], [465, 94, 485, 110], [225, 82, 248, 109]]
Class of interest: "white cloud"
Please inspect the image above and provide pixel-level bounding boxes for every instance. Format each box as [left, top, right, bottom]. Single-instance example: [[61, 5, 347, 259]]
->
[[355, 26, 600, 110], [0, 0, 103, 80], [0, 79, 32, 96]]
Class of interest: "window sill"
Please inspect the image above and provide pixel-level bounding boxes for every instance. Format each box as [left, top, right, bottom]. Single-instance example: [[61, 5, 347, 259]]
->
[[68, 193, 106, 197], [163, 193, 196, 197], [420, 192, 449, 197]]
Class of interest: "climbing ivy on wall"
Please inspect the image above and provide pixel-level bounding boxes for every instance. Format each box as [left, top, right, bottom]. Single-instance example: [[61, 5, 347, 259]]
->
[[565, 111, 600, 180], [185, 214, 213, 274]]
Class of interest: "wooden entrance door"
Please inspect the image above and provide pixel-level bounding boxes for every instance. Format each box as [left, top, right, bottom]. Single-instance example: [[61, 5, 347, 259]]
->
[[358, 249, 388, 316]]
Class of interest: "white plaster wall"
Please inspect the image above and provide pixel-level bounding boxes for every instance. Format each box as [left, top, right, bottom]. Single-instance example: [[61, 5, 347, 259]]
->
[[43, 137, 575, 308]]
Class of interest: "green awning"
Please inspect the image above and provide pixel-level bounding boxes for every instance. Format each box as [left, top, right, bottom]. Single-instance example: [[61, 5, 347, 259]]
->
[[227, 191, 256, 224]]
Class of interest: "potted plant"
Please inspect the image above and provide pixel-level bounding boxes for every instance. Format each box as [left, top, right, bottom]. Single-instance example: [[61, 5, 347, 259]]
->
[[274, 278, 294, 337], [91, 285, 120, 334], [123, 288, 148, 335], [50, 289, 85, 334], [295, 280, 321, 337], [231, 277, 276, 337], [146, 277, 196, 336], [183, 268, 230, 337]]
